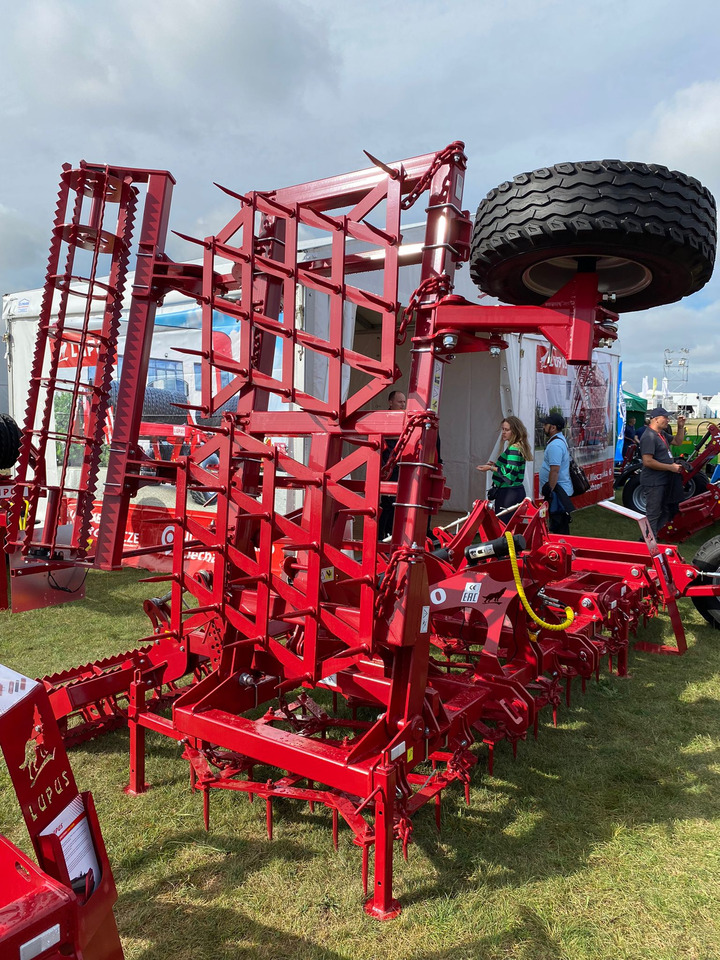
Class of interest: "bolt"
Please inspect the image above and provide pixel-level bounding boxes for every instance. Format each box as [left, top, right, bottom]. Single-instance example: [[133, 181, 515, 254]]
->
[[665, 548, 673, 556], [442, 334, 458, 349], [489, 346, 501, 358], [631, 568, 639, 577], [179, 646, 185, 652], [581, 598, 593, 608], [686, 569, 694, 578]]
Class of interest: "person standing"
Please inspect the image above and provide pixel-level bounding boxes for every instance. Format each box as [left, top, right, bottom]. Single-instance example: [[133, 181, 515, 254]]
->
[[623, 415, 638, 455], [539, 412, 574, 534], [378, 390, 406, 540], [477, 416, 531, 517], [639, 406, 686, 537]]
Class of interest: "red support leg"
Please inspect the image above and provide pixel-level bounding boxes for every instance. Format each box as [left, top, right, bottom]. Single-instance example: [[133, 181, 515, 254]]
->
[[125, 674, 148, 795], [364, 771, 401, 920]]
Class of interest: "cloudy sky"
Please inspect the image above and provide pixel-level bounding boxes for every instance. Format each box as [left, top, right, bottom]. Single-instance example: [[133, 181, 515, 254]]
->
[[2, 0, 719, 393]]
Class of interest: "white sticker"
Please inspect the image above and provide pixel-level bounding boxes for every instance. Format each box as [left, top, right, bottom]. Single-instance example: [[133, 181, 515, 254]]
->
[[390, 741, 406, 761], [320, 674, 337, 688], [430, 587, 446, 605], [420, 605, 430, 633], [454, 172, 464, 202], [430, 361, 443, 413], [321, 566, 335, 583], [173, 425, 185, 436], [20, 924, 61, 960], [461, 582, 481, 604]]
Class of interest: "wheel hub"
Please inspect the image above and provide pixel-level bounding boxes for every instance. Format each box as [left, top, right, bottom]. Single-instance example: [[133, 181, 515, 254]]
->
[[522, 254, 653, 300]]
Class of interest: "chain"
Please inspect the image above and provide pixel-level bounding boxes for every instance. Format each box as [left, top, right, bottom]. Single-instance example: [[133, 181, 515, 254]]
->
[[381, 411, 437, 480], [400, 140, 466, 211], [250, 328, 263, 370], [396, 273, 451, 345], [374, 546, 416, 619]]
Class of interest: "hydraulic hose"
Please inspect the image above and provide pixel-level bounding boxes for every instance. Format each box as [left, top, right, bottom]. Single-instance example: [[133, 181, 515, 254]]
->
[[504, 530, 575, 632]]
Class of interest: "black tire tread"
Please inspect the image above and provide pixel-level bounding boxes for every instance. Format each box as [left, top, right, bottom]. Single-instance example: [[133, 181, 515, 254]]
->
[[0, 414, 21, 469], [691, 535, 720, 630], [470, 160, 716, 312]]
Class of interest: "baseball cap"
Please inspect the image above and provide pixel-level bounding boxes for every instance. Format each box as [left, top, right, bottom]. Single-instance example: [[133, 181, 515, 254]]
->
[[541, 412, 566, 430], [648, 406, 670, 419]]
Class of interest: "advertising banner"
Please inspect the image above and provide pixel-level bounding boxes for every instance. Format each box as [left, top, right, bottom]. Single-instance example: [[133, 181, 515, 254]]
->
[[533, 345, 617, 506]]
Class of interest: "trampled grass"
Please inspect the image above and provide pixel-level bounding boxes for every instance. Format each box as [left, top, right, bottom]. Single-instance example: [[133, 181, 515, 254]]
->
[[2, 508, 720, 959]]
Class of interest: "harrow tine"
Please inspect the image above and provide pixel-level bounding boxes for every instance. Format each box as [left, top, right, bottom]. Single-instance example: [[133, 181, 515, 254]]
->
[[333, 808, 339, 850], [362, 149, 403, 181]]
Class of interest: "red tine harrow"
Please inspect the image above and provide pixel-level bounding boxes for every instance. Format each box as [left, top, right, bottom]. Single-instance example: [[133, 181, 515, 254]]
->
[[4, 145, 719, 922]]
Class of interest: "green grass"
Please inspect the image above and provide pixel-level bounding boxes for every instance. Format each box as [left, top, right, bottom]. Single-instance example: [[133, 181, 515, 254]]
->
[[2, 509, 720, 959]]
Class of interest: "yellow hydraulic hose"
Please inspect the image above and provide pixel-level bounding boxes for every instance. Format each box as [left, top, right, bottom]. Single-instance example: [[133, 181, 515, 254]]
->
[[504, 531, 575, 631]]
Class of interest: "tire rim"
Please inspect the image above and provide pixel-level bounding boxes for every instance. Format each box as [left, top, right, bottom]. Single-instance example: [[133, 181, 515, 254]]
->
[[632, 486, 647, 512], [522, 254, 653, 299]]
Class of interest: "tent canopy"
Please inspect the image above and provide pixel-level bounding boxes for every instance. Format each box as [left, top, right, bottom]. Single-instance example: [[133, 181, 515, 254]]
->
[[623, 389, 647, 415]]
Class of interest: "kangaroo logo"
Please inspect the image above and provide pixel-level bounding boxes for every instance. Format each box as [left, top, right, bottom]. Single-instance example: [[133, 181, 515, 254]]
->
[[482, 587, 505, 605], [19, 704, 56, 787]]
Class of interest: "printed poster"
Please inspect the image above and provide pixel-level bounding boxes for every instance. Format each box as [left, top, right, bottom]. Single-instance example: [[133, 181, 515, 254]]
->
[[533, 345, 617, 506]]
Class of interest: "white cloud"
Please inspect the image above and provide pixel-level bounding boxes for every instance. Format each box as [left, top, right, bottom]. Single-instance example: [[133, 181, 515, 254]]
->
[[617, 287, 720, 395], [627, 81, 720, 194], [620, 80, 720, 394]]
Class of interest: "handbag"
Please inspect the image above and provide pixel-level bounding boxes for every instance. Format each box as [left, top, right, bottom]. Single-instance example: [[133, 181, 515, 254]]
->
[[569, 456, 591, 497], [547, 434, 591, 498]]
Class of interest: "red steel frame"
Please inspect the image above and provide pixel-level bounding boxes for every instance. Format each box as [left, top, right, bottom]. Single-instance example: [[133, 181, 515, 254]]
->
[[6, 144, 720, 920]]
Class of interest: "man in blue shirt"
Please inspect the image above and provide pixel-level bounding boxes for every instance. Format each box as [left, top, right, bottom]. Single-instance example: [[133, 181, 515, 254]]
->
[[539, 412, 574, 534]]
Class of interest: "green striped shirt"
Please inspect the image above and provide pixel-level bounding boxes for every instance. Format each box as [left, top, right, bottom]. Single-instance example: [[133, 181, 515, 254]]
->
[[492, 445, 525, 488]]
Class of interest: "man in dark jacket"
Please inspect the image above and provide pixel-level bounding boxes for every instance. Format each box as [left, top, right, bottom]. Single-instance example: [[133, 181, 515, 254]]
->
[[639, 406, 685, 537]]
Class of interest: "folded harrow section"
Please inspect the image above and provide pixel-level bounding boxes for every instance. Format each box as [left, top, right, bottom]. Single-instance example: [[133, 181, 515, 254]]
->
[[10, 144, 719, 923], [6, 163, 176, 607]]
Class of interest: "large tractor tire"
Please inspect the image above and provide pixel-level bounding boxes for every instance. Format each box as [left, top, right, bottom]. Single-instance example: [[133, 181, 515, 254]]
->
[[691, 535, 720, 629], [109, 381, 187, 424], [621, 472, 708, 513], [470, 160, 716, 311], [0, 413, 21, 469]]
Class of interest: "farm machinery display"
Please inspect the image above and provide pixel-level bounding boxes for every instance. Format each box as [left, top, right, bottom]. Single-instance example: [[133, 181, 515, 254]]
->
[[615, 421, 720, 542], [1, 143, 719, 934]]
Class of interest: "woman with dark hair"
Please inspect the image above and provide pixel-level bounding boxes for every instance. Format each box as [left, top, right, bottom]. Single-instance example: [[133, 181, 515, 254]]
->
[[477, 416, 531, 515]]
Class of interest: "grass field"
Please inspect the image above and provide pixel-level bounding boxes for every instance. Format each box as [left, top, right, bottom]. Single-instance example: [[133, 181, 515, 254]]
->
[[2, 506, 720, 959]]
